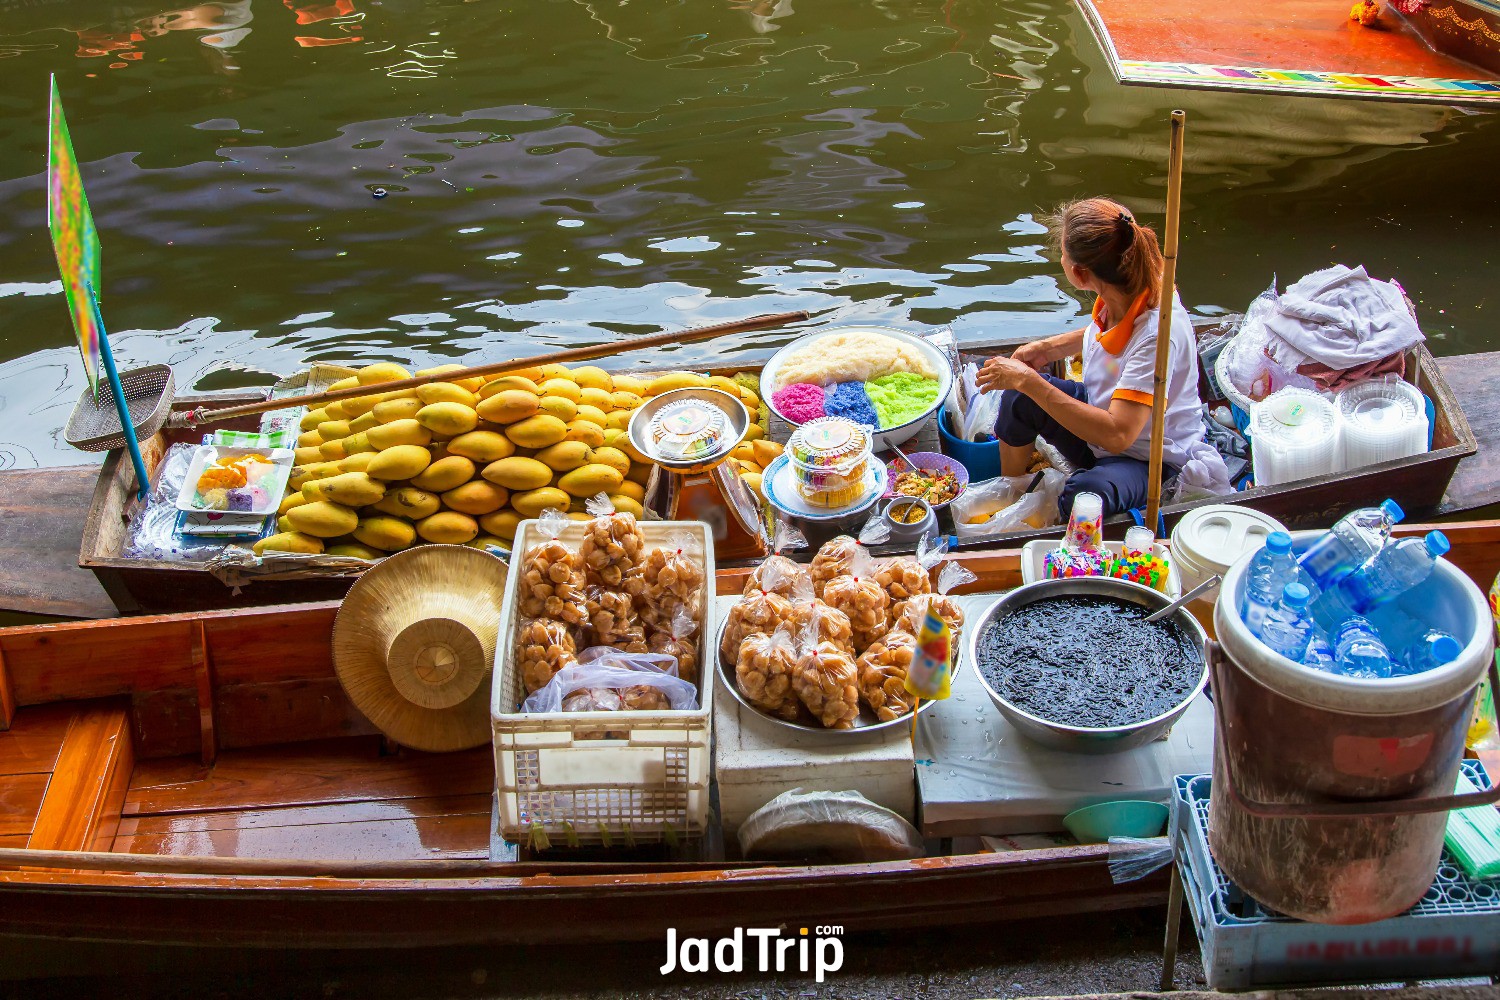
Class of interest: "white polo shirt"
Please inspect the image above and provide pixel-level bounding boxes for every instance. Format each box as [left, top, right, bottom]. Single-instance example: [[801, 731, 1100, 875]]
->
[[1080, 290, 1208, 469]]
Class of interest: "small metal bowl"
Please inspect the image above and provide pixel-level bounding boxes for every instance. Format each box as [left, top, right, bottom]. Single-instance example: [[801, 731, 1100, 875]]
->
[[965, 577, 1209, 754], [715, 611, 959, 739], [627, 388, 750, 475]]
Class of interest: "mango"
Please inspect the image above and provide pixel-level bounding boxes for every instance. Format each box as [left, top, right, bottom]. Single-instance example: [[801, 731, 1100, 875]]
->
[[578, 387, 614, 412], [415, 364, 484, 392], [625, 462, 652, 486], [289, 461, 340, 490], [589, 446, 631, 477], [558, 463, 624, 497], [615, 480, 646, 504], [477, 389, 540, 425], [442, 481, 510, 516], [479, 508, 523, 540], [410, 455, 476, 493], [752, 439, 783, 467], [294, 446, 324, 466], [323, 400, 350, 421], [303, 472, 386, 507], [373, 487, 441, 520], [358, 362, 410, 385], [564, 419, 605, 448], [567, 512, 592, 522], [537, 398, 577, 426], [511, 486, 571, 519], [607, 494, 645, 519], [447, 430, 515, 463], [536, 363, 573, 382], [297, 429, 323, 449], [504, 414, 569, 449], [478, 375, 540, 399], [731, 442, 756, 464], [354, 515, 417, 551], [278, 491, 312, 516], [736, 460, 763, 475], [533, 441, 592, 473], [741, 472, 764, 499], [742, 423, 765, 441], [707, 375, 741, 398], [284, 500, 359, 538], [366, 444, 432, 481], [338, 452, 377, 475], [254, 531, 324, 555], [339, 394, 383, 417], [619, 437, 651, 465], [738, 387, 762, 411], [416, 382, 477, 408], [349, 411, 379, 434], [299, 408, 329, 432], [602, 428, 629, 450], [646, 371, 708, 396], [610, 391, 643, 412], [329, 376, 361, 392], [575, 404, 609, 428], [612, 375, 648, 395], [373, 397, 424, 424], [328, 543, 385, 560], [367, 419, 432, 450], [416, 511, 478, 544], [317, 419, 352, 441], [605, 411, 634, 432], [539, 378, 582, 404], [571, 365, 613, 391], [482, 456, 553, 491], [417, 401, 479, 437]]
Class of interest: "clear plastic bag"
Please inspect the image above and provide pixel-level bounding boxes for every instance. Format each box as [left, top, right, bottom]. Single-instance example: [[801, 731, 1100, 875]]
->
[[124, 443, 247, 562], [735, 626, 801, 720], [630, 528, 705, 633], [578, 492, 646, 588], [1107, 836, 1174, 884], [950, 468, 1066, 539], [519, 510, 588, 626], [738, 788, 923, 862], [515, 617, 579, 694], [648, 604, 700, 685], [520, 647, 698, 713]]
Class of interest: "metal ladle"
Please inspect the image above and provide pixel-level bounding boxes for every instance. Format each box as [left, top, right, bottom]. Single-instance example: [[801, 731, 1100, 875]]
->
[[1141, 575, 1220, 623]]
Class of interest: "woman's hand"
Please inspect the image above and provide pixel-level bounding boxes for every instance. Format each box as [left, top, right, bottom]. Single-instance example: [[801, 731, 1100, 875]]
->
[[976, 354, 1041, 395], [1008, 340, 1053, 370]]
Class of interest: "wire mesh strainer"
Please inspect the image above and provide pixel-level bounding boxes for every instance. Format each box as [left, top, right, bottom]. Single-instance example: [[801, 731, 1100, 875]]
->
[[63, 364, 175, 453]]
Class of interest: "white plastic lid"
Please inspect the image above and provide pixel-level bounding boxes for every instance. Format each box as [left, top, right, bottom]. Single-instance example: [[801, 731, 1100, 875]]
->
[[1171, 504, 1290, 575]]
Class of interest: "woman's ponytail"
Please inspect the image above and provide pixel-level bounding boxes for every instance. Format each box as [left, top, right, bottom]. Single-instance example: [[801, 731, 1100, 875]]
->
[[1047, 197, 1164, 306]]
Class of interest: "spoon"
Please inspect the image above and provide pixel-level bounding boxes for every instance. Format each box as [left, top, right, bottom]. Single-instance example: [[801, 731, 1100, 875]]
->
[[1141, 576, 1220, 623]]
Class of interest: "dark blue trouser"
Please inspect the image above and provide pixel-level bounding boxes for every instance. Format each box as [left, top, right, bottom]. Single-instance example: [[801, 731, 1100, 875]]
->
[[995, 375, 1173, 519]]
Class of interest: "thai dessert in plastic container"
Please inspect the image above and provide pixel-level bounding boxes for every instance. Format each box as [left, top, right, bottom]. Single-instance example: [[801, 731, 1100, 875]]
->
[[786, 417, 873, 509], [647, 398, 730, 463]]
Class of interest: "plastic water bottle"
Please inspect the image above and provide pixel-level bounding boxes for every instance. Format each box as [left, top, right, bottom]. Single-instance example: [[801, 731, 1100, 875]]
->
[[1240, 531, 1298, 638], [1333, 617, 1393, 679], [1401, 630, 1462, 676], [1303, 634, 1336, 673], [1339, 531, 1449, 612], [1297, 499, 1404, 589], [1260, 582, 1314, 661]]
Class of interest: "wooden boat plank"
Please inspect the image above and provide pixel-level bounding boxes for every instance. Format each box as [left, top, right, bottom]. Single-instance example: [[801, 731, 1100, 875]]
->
[[1437, 352, 1500, 514], [204, 606, 339, 685], [26, 700, 133, 853], [0, 773, 47, 838], [0, 703, 74, 776], [0, 466, 115, 621], [114, 811, 492, 862], [123, 738, 493, 817], [116, 792, 492, 838]]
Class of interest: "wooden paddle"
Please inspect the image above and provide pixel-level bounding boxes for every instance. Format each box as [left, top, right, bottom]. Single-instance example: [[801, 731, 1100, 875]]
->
[[1145, 110, 1186, 532], [172, 310, 809, 428]]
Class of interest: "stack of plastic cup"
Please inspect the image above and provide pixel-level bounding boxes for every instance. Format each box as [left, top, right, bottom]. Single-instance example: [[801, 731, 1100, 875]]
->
[[1249, 387, 1340, 486], [1335, 378, 1428, 471]]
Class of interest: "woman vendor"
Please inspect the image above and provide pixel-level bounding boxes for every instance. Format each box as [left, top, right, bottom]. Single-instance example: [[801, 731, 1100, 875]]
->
[[977, 197, 1228, 517]]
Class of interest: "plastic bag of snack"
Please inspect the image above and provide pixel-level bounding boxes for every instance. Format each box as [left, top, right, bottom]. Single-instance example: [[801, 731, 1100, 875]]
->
[[648, 604, 700, 685], [892, 560, 975, 640], [735, 626, 801, 720], [874, 534, 950, 605], [743, 554, 816, 602], [821, 541, 891, 652], [518, 509, 589, 626], [521, 647, 698, 713], [785, 598, 854, 655], [793, 640, 861, 730], [585, 585, 640, 646], [808, 514, 891, 596], [857, 630, 918, 721], [578, 493, 647, 588], [632, 528, 705, 633], [516, 617, 579, 694], [562, 687, 625, 713], [720, 589, 795, 662]]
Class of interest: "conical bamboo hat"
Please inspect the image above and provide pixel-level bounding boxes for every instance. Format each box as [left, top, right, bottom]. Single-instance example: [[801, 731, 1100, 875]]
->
[[332, 544, 509, 752]]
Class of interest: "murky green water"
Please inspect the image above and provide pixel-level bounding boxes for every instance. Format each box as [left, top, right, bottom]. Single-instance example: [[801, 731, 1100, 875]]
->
[[1, 0, 1495, 468]]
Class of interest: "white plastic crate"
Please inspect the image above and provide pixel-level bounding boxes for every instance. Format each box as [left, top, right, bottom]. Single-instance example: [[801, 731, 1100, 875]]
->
[[491, 518, 715, 847], [1173, 761, 1500, 991]]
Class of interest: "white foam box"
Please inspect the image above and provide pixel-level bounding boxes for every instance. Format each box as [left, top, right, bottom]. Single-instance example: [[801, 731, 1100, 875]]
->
[[712, 599, 914, 836], [915, 593, 1215, 837]]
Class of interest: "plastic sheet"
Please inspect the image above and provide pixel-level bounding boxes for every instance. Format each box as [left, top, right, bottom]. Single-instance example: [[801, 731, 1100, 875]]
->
[[737, 787, 924, 862], [1107, 836, 1174, 884], [124, 443, 250, 562], [950, 468, 1066, 539], [520, 647, 698, 713]]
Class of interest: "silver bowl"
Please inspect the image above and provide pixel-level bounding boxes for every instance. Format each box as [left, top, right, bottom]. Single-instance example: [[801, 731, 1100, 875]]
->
[[627, 388, 750, 475], [715, 610, 959, 739], [965, 577, 1209, 754]]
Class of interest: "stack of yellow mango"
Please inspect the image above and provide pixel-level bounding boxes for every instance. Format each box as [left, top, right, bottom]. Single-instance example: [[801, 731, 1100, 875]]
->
[[255, 363, 766, 558]]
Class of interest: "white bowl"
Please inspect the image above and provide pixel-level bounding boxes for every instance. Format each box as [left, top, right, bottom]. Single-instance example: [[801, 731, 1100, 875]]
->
[[760, 325, 953, 449]]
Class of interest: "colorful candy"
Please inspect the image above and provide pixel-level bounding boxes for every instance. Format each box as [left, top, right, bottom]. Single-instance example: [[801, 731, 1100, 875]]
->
[[1110, 550, 1172, 591], [1064, 491, 1104, 552], [1044, 546, 1109, 579]]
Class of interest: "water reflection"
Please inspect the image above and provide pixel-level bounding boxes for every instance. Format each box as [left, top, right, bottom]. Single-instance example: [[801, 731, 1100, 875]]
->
[[0, 0, 1495, 468]]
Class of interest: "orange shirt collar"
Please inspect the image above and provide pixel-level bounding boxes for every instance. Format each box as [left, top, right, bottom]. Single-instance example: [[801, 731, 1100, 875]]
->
[[1091, 291, 1151, 356]]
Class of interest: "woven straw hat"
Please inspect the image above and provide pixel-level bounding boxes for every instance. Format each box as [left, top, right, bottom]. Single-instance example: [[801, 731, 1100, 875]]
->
[[332, 544, 509, 752]]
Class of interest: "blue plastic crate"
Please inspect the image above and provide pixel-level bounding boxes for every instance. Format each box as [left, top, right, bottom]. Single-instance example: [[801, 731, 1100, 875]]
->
[[1173, 761, 1500, 991]]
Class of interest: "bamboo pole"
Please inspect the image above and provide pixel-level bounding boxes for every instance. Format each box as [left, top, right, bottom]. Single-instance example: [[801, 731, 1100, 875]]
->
[[173, 310, 809, 428], [1145, 110, 1186, 533]]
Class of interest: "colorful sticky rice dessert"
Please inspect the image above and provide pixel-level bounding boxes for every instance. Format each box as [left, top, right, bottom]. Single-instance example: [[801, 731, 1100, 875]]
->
[[773, 331, 939, 389], [770, 383, 826, 424], [866, 372, 940, 429], [823, 381, 880, 426]]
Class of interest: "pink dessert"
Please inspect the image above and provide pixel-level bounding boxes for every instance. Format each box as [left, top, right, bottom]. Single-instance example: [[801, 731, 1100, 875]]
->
[[771, 382, 826, 423]]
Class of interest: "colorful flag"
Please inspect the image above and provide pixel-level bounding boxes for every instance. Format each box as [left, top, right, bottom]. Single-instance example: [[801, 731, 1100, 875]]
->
[[46, 74, 103, 396]]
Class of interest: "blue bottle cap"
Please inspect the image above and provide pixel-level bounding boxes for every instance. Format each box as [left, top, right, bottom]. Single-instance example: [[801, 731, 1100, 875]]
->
[[1425, 531, 1450, 558], [1429, 634, 1461, 665], [1381, 498, 1405, 523], [1282, 582, 1310, 606], [1265, 531, 1292, 553]]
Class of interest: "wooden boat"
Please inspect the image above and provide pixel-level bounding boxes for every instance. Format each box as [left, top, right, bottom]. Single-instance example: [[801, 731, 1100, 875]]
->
[[1, 522, 1495, 978], [4, 336, 1498, 619]]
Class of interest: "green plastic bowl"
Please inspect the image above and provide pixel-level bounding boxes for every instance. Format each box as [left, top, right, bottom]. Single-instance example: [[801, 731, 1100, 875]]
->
[[1063, 800, 1169, 844]]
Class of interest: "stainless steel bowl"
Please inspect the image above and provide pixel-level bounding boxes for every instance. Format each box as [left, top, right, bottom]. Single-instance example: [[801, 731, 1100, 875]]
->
[[627, 387, 750, 475], [965, 577, 1209, 754], [715, 610, 958, 739]]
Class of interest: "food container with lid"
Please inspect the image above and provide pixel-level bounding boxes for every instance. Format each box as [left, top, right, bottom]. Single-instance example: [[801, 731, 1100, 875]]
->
[[648, 398, 731, 463], [1336, 377, 1429, 471], [787, 417, 874, 509], [1249, 387, 1339, 487]]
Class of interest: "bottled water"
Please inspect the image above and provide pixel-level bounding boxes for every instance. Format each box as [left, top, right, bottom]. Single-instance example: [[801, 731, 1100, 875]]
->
[[1338, 531, 1449, 612], [1240, 531, 1298, 637], [1297, 499, 1404, 590], [1333, 617, 1393, 679], [1401, 630, 1462, 676], [1260, 582, 1314, 661], [1303, 635, 1336, 673]]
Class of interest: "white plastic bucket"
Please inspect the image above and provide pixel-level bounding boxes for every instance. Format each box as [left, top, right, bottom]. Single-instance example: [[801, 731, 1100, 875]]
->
[[1170, 505, 1289, 612]]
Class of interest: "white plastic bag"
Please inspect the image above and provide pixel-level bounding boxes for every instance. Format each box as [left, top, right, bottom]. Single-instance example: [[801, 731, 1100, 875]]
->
[[950, 469, 1066, 539], [520, 647, 699, 713]]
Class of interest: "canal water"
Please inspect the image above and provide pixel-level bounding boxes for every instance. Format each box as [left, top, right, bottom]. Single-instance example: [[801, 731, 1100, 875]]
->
[[0, 0, 1495, 468]]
